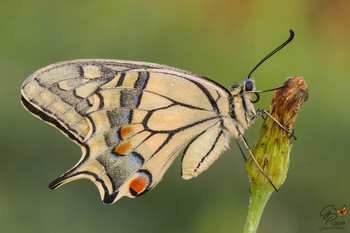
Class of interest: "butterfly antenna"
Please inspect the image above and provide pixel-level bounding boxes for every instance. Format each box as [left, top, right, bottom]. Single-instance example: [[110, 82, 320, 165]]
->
[[247, 29, 295, 79]]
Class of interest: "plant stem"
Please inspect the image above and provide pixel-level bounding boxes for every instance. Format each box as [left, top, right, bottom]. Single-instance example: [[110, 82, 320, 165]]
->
[[244, 184, 273, 233], [243, 76, 309, 233]]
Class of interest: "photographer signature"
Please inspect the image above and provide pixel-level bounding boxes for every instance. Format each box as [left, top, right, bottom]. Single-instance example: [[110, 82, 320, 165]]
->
[[319, 204, 346, 231]]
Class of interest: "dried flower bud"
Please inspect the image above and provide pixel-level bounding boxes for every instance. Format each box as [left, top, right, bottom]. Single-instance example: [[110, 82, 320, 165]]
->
[[246, 75, 309, 190]]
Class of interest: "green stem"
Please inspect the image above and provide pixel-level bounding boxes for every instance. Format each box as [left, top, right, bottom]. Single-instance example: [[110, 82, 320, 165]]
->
[[243, 184, 273, 233]]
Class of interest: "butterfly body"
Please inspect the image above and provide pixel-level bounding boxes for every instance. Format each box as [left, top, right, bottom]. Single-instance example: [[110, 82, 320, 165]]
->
[[21, 59, 256, 204]]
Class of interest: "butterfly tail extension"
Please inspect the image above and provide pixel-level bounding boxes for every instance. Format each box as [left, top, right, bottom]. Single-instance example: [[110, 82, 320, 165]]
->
[[48, 159, 120, 204], [47, 140, 120, 204], [48, 173, 75, 190]]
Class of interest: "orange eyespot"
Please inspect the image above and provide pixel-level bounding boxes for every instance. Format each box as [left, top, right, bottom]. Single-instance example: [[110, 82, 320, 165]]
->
[[129, 176, 148, 194], [114, 141, 131, 155], [120, 126, 133, 139]]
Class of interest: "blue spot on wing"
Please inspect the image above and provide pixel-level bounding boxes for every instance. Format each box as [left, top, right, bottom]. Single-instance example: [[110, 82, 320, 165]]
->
[[122, 110, 132, 124], [130, 152, 145, 166]]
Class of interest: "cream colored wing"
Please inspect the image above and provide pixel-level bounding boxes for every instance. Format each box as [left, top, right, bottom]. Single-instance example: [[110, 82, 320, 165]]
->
[[181, 123, 230, 180], [21, 59, 233, 204], [21, 62, 125, 144]]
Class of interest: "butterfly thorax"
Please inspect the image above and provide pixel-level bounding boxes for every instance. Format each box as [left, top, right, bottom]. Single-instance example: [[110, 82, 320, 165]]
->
[[229, 78, 256, 131]]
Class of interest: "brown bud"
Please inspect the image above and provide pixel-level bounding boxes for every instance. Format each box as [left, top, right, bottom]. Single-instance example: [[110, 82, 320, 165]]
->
[[246, 76, 309, 190]]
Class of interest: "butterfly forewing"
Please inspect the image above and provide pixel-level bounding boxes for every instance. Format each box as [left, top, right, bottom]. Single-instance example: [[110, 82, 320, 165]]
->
[[21, 59, 235, 204]]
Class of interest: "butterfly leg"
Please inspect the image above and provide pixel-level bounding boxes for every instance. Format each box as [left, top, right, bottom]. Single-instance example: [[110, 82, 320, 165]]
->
[[236, 139, 247, 162], [288, 129, 295, 139], [260, 109, 267, 120], [260, 109, 297, 140], [248, 108, 267, 126], [238, 133, 278, 192], [251, 109, 297, 140]]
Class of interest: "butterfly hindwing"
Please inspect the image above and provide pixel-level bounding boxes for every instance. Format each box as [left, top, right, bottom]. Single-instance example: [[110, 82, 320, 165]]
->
[[21, 59, 234, 204], [181, 123, 230, 180]]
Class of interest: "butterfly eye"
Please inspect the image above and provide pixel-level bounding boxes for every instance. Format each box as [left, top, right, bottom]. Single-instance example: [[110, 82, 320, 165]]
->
[[245, 81, 254, 91], [251, 93, 260, 103]]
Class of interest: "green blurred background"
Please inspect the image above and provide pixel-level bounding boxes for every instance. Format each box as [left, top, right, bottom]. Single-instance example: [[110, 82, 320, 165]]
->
[[1, 0, 349, 232]]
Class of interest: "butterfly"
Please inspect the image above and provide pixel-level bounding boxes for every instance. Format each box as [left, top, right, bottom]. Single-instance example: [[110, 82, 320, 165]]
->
[[21, 30, 294, 204], [335, 205, 347, 216]]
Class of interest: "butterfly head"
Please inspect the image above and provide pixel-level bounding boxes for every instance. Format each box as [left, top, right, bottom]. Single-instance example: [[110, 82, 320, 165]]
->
[[230, 78, 258, 103], [229, 78, 258, 119], [244, 79, 255, 92], [230, 78, 256, 94]]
